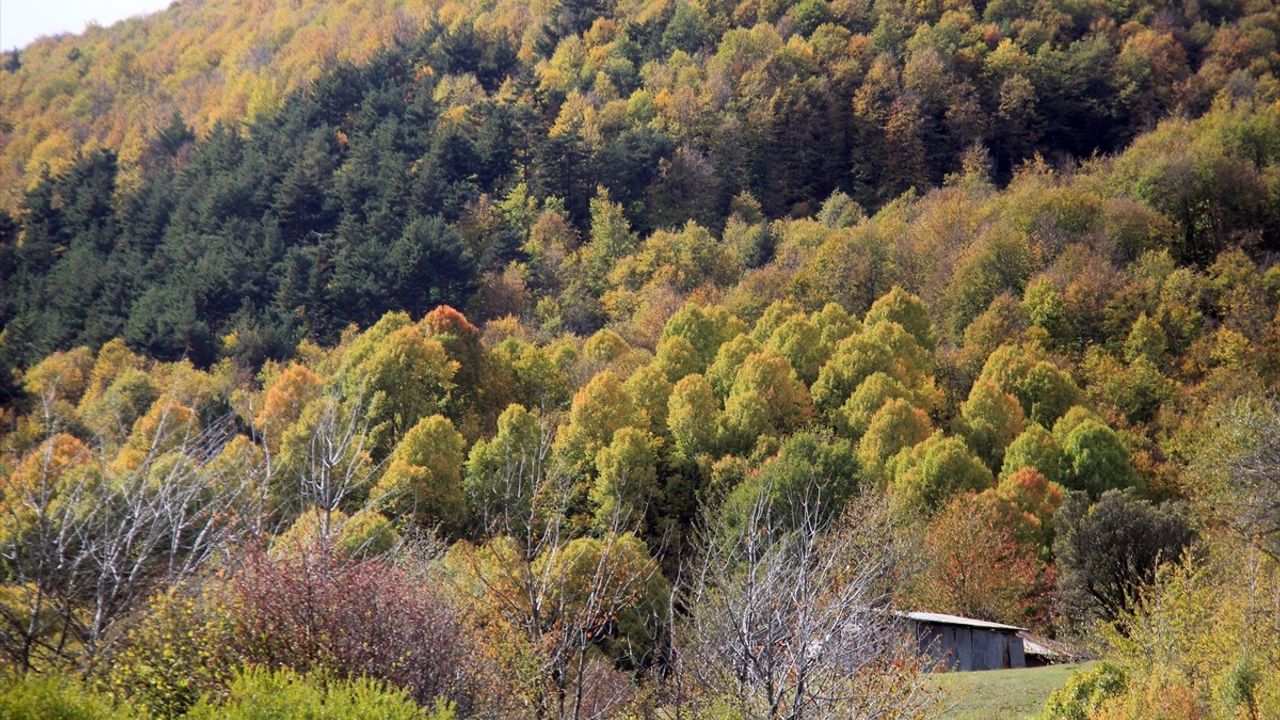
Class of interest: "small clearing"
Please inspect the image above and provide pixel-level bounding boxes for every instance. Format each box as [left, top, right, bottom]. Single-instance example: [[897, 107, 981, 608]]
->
[[929, 662, 1092, 719]]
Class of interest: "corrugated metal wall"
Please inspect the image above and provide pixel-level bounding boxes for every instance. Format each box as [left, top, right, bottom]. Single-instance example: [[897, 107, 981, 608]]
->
[[914, 621, 1026, 671]]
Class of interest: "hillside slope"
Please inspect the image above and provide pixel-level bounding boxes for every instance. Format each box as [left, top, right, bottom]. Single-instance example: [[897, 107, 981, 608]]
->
[[1, 1, 1280, 718], [4, 0, 1280, 374], [3, 0, 1280, 212], [0, 0, 436, 206]]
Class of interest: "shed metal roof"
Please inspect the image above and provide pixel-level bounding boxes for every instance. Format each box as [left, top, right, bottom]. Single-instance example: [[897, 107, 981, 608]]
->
[[901, 611, 1025, 632]]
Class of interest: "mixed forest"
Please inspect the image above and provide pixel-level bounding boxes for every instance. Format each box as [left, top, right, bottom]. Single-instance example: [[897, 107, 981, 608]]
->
[[2, 0, 1280, 718]]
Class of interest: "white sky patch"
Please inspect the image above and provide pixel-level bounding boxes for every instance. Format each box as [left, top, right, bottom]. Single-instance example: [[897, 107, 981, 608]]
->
[[1, 0, 172, 51]]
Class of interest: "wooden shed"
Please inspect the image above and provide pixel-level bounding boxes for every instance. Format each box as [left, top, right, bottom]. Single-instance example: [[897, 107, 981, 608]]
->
[[904, 611, 1026, 671]]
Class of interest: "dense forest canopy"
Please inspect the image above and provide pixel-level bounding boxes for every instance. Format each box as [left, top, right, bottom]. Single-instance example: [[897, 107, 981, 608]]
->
[[4, 0, 1280, 373], [2, 0, 1280, 718], [5, 0, 1276, 215]]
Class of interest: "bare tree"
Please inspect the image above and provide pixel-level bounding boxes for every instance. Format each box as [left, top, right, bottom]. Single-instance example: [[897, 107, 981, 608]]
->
[[1201, 396, 1280, 560], [471, 409, 561, 544], [0, 390, 262, 672], [245, 383, 384, 544], [678, 485, 934, 720], [457, 411, 667, 720], [291, 391, 377, 537]]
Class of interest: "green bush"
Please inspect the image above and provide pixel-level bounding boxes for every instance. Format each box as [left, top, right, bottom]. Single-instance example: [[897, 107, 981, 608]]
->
[[1040, 662, 1128, 720], [102, 588, 236, 718], [1218, 654, 1263, 720], [0, 673, 134, 720], [184, 666, 454, 720]]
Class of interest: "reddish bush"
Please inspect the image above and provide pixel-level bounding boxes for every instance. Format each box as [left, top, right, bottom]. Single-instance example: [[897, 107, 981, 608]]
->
[[225, 546, 485, 712]]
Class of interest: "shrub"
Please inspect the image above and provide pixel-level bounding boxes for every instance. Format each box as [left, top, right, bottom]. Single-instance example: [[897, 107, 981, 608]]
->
[[224, 546, 484, 712], [1040, 662, 1128, 720], [101, 587, 236, 718], [0, 674, 133, 720], [184, 665, 453, 719]]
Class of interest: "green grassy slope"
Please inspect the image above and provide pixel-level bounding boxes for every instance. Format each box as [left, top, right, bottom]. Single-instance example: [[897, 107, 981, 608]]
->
[[929, 663, 1091, 720]]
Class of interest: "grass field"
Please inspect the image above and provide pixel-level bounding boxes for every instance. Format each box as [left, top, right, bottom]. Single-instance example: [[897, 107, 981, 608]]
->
[[928, 662, 1091, 719]]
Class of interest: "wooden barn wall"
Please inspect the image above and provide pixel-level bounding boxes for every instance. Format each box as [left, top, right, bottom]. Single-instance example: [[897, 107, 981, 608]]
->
[[913, 622, 1026, 671]]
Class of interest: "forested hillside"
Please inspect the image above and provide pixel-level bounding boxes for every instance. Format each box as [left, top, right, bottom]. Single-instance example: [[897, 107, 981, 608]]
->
[[2, 0, 1280, 718], [6, 0, 1277, 214], [0, 0, 436, 207], [6, 0, 1280, 372]]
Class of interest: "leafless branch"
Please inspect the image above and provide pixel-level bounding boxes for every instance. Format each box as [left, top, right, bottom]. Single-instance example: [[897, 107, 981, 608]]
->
[[0, 391, 262, 671], [680, 485, 934, 720]]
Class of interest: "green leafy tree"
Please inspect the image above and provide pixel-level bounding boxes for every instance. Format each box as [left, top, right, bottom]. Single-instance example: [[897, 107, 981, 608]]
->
[[343, 319, 457, 456], [839, 372, 911, 439], [752, 300, 806, 343], [553, 370, 645, 478], [591, 427, 661, 530], [764, 314, 827, 386], [78, 367, 157, 444], [722, 350, 813, 451], [857, 397, 932, 472], [888, 431, 994, 515], [1124, 312, 1168, 364], [1023, 276, 1071, 345], [662, 1, 711, 53], [811, 302, 861, 347], [1001, 423, 1069, 487], [864, 286, 936, 350], [655, 334, 704, 382], [1054, 490, 1195, 621], [580, 187, 638, 277], [77, 338, 145, 411], [495, 339, 574, 412], [721, 431, 864, 534], [582, 328, 633, 368], [623, 362, 674, 437], [976, 344, 1082, 427], [464, 403, 550, 534], [945, 230, 1036, 335], [103, 588, 235, 718], [811, 320, 933, 417], [662, 303, 746, 371], [705, 333, 761, 399], [1054, 409, 1138, 496], [372, 414, 467, 534], [668, 373, 719, 460], [534, 532, 669, 670], [1083, 350, 1176, 426], [960, 379, 1027, 470]]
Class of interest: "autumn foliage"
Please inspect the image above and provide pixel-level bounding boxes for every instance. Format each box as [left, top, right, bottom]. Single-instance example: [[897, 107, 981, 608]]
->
[[2, 0, 1280, 715]]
